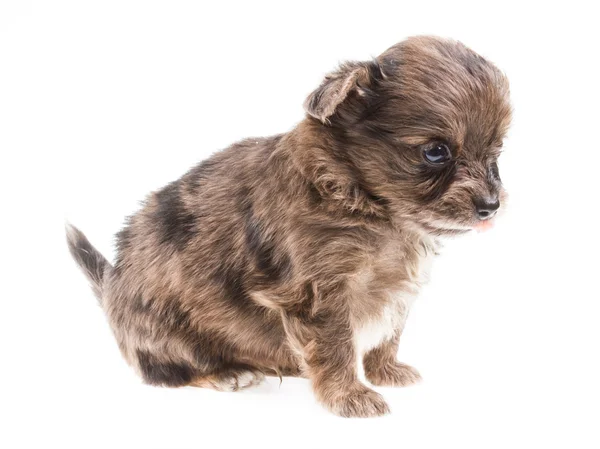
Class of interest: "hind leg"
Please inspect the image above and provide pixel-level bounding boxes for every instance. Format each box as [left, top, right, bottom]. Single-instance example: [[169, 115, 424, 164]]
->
[[136, 350, 265, 391], [136, 350, 199, 387], [191, 365, 265, 391]]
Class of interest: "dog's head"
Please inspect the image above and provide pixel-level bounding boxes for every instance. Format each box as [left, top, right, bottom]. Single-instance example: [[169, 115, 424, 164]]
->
[[304, 36, 511, 235]]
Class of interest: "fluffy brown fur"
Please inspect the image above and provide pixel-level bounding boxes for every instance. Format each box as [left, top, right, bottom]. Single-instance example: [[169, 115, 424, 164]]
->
[[67, 36, 511, 417]]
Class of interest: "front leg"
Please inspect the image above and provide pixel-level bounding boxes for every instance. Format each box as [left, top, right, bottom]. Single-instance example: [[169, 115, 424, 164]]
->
[[283, 306, 390, 418], [363, 333, 421, 387]]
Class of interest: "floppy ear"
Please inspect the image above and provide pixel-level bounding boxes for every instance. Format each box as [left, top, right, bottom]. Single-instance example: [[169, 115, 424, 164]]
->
[[303, 61, 381, 124]]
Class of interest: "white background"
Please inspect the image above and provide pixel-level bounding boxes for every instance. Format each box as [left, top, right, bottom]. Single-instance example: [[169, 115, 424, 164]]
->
[[1, 1, 599, 448]]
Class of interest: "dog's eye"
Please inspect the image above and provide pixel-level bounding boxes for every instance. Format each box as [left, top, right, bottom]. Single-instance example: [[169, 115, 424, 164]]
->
[[423, 144, 452, 164]]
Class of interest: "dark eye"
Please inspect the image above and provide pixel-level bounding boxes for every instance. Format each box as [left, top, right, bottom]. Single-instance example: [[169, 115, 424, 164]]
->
[[423, 143, 452, 164]]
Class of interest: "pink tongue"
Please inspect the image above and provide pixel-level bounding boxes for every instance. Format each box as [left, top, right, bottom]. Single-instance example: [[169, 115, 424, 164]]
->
[[474, 220, 494, 232]]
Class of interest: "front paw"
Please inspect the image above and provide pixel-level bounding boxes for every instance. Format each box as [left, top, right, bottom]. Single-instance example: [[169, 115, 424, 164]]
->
[[365, 362, 422, 387], [321, 383, 390, 418]]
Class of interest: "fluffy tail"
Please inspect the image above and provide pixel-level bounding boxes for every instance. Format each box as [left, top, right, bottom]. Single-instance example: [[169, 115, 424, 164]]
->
[[66, 223, 111, 304]]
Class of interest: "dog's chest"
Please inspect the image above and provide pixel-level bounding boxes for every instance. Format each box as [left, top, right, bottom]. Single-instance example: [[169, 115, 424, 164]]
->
[[353, 237, 436, 355]]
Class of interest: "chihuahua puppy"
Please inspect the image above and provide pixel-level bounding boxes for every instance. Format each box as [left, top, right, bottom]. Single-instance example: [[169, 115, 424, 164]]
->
[[67, 36, 511, 417]]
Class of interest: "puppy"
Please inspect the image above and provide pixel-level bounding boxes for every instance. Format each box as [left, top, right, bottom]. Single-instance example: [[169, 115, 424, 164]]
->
[[67, 36, 511, 417]]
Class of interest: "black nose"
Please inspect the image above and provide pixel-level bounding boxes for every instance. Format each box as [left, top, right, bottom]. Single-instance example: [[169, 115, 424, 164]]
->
[[474, 198, 500, 220]]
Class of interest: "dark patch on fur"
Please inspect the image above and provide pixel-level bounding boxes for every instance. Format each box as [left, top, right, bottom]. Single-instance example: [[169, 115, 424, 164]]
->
[[159, 298, 193, 329], [129, 295, 193, 330], [113, 224, 133, 276], [136, 350, 196, 387], [154, 181, 196, 250], [286, 282, 316, 320], [242, 201, 292, 284], [115, 224, 133, 252], [307, 182, 324, 207], [211, 263, 251, 307], [415, 162, 458, 203]]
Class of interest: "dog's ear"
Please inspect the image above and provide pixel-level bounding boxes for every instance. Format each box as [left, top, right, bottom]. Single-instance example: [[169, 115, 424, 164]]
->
[[304, 60, 383, 124]]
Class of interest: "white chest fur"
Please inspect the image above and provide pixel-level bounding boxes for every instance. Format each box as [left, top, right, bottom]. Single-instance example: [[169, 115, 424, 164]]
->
[[353, 237, 436, 356]]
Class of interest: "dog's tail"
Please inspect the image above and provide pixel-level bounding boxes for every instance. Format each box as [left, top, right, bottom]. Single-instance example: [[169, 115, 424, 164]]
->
[[66, 223, 111, 304]]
